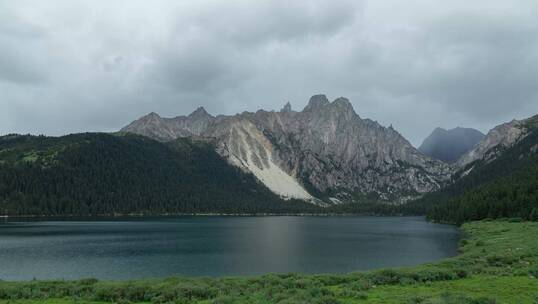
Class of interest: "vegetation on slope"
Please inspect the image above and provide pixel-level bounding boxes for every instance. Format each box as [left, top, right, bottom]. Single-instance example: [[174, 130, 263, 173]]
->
[[403, 127, 538, 224], [0, 133, 318, 216], [1, 221, 537, 303]]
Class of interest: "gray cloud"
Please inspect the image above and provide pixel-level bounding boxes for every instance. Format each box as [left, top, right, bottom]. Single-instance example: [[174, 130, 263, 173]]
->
[[1, 0, 537, 146]]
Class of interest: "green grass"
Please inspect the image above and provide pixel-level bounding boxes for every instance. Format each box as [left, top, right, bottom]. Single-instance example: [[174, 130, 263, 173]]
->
[[1, 221, 538, 303], [350, 276, 538, 303]]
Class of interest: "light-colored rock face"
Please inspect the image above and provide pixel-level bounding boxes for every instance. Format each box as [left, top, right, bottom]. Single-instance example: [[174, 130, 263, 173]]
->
[[121, 95, 452, 203], [456, 115, 538, 168], [219, 120, 313, 200]]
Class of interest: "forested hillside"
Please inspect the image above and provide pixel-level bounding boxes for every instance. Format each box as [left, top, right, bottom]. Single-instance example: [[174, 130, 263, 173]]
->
[[404, 126, 538, 224], [0, 133, 317, 216]]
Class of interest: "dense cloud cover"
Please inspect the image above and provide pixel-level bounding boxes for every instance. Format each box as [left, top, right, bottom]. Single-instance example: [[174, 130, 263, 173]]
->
[[1, 0, 537, 145]]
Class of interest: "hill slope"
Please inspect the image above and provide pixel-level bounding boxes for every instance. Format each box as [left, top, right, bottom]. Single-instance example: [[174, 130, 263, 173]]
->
[[419, 127, 484, 163], [0, 133, 317, 216], [457, 114, 538, 167], [405, 124, 538, 224]]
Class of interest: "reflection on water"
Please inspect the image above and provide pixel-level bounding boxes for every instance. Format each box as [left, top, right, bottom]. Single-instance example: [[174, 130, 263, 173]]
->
[[0, 216, 459, 280]]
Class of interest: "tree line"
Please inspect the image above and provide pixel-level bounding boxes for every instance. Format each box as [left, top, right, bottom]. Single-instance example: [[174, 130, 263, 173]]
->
[[0, 133, 318, 216]]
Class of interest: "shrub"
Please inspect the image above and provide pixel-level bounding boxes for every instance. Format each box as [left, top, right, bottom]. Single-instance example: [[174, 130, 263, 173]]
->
[[314, 295, 340, 304], [351, 280, 373, 291], [211, 295, 238, 304], [399, 277, 417, 285], [456, 269, 469, 279], [413, 269, 456, 283], [370, 269, 402, 285], [486, 255, 517, 266], [78, 278, 99, 285]]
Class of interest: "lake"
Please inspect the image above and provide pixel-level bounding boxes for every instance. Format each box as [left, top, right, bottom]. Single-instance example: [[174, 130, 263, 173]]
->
[[0, 216, 459, 281]]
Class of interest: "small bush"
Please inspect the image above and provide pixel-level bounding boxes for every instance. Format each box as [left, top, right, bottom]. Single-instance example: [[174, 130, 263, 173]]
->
[[78, 278, 99, 285], [315, 295, 340, 304], [456, 269, 469, 279], [486, 255, 517, 266], [371, 269, 402, 285], [399, 277, 417, 285], [211, 295, 238, 304], [471, 297, 497, 304]]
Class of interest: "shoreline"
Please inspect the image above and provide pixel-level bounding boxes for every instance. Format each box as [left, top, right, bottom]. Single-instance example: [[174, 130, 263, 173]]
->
[[0, 221, 535, 303]]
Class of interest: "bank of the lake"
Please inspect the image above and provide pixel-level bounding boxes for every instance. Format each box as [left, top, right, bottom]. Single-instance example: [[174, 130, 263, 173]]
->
[[0, 221, 537, 303]]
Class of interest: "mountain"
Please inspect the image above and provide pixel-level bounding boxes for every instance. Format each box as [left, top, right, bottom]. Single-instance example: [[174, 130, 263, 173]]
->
[[457, 114, 538, 168], [122, 95, 452, 203], [404, 115, 538, 224], [419, 127, 484, 163], [0, 133, 318, 216]]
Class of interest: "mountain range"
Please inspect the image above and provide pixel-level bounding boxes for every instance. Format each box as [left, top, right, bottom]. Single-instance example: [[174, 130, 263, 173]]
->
[[122, 95, 538, 205], [1, 94, 536, 218], [122, 95, 452, 204]]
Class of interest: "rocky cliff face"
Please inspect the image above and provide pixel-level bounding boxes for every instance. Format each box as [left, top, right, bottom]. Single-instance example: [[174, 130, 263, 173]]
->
[[457, 114, 538, 168], [419, 127, 485, 163], [121, 95, 452, 203]]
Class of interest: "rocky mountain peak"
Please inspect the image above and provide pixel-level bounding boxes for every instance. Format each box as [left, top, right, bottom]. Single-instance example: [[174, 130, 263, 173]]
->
[[330, 97, 357, 117], [189, 106, 212, 118], [304, 94, 330, 111], [145, 112, 162, 120], [281, 102, 292, 113], [332, 97, 352, 109]]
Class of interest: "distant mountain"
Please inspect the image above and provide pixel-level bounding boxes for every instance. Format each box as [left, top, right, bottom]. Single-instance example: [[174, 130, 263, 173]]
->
[[122, 95, 452, 203], [419, 127, 484, 163], [457, 114, 538, 168], [0, 133, 317, 216]]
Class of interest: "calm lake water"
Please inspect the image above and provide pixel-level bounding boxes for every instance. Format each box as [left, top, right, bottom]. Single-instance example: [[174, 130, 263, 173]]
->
[[0, 216, 459, 281]]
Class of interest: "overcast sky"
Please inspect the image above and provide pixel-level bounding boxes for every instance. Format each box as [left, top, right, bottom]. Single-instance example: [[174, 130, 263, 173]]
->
[[1, 0, 538, 146]]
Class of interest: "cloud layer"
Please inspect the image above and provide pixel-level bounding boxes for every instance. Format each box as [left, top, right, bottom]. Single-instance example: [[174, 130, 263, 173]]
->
[[1, 0, 537, 145]]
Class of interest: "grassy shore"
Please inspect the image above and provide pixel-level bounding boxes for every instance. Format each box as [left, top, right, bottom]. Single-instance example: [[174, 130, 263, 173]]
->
[[1, 221, 537, 304]]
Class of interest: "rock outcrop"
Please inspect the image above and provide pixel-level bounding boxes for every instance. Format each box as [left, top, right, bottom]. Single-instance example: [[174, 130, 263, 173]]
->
[[457, 115, 538, 168]]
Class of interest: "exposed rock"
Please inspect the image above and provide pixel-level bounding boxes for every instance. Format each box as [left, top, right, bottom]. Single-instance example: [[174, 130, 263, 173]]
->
[[121, 107, 214, 141], [281, 102, 292, 113], [121, 95, 452, 203], [457, 114, 538, 167]]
